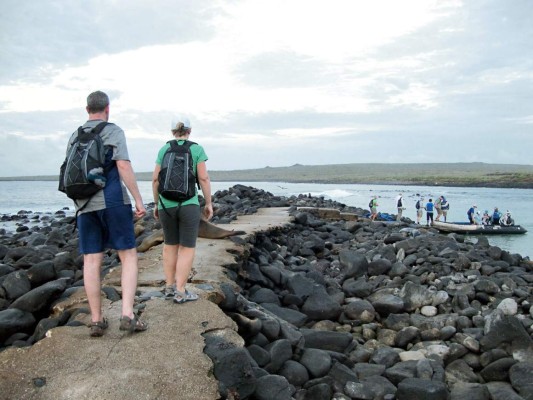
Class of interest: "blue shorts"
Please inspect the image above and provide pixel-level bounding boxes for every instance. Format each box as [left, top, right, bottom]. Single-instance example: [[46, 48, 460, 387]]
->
[[159, 204, 200, 247], [77, 205, 136, 254]]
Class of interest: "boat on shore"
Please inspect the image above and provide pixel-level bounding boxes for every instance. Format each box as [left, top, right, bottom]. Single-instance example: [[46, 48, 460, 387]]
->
[[432, 221, 527, 235]]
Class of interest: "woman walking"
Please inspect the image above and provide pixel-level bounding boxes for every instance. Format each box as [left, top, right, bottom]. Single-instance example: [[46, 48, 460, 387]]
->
[[152, 115, 213, 303]]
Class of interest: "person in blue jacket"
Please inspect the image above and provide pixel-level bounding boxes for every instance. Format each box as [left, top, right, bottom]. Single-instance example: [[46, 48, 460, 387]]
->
[[467, 205, 477, 224], [492, 207, 501, 225], [426, 198, 434, 226]]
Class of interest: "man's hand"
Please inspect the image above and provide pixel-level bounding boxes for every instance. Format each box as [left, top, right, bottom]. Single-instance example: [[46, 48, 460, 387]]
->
[[135, 203, 146, 219]]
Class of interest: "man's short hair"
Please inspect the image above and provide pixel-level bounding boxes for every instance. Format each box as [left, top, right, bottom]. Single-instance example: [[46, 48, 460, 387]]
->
[[87, 91, 110, 113]]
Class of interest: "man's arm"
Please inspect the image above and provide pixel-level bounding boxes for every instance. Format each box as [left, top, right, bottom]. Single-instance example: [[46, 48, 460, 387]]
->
[[151, 164, 160, 220], [116, 159, 146, 218]]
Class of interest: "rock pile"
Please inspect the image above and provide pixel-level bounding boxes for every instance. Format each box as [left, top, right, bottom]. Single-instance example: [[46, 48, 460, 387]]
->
[[0, 185, 344, 349], [1, 184, 532, 400], [206, 197, 533, 399]]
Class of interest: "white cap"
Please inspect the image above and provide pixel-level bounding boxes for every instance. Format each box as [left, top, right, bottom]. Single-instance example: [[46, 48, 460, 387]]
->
[[171, 115, 191, 131]]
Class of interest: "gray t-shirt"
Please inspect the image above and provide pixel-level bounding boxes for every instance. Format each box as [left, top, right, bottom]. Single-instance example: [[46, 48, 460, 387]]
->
[[66, 120, 131, 213]]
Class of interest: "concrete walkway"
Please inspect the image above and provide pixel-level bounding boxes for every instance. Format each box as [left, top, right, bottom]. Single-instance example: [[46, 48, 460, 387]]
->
[[0, 208, 290, 400]]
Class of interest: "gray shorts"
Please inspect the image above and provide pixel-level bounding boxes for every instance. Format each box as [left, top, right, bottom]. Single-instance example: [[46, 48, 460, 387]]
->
[[159, 204, 200, 247]]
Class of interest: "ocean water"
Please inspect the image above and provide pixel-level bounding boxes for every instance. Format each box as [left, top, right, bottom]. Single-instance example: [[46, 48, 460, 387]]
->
[[0, 180, 531, 258]]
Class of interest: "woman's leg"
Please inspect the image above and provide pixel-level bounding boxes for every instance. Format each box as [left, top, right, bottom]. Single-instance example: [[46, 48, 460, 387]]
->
[[175, 246, 196, 293], [163, 244, 179, 287]]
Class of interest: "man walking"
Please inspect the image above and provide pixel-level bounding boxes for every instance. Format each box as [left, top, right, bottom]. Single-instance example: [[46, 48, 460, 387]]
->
[[396, 193, 404, 221], [65, 91, 147, 336]]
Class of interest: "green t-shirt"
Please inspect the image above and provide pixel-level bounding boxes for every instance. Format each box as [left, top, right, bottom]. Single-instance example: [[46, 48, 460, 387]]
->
[[155, 139, 208, 208]]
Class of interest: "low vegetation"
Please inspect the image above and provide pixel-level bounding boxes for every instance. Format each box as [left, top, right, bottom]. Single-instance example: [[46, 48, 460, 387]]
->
[[3, 163, 533, 189]]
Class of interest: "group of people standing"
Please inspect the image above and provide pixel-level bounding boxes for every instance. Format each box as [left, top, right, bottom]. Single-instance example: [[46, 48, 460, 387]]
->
[[369, 193, 449, 226], [415, 195, 449, 225], [64, 91, 212, 337]]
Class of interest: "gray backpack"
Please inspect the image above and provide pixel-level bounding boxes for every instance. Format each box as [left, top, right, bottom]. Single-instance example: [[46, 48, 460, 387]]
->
[[58, 122, 109, 200], [158, 140, 198, 202]]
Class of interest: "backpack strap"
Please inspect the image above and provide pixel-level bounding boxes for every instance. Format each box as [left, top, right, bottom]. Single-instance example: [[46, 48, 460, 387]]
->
[[77, 121, 108, 136]]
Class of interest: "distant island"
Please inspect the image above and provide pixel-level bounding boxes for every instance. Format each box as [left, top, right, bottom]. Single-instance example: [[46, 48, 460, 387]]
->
[[2, 162, 533, 189]]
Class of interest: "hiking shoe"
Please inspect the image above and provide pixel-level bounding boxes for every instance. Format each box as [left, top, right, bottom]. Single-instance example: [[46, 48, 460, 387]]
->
[[119, 315, 148, 333], [173, 289, 199, 304], [89, 318, 108, 337], [163, 285, 176, 299]]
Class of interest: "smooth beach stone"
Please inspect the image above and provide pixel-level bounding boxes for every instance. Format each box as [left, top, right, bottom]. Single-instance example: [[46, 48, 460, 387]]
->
[[301, 290, 342, 321], [338, 250, 368, 279], [384, 360, 418, 386], [370, 347, 400, 368], [250, 288, 280, 305], [368, 293, 404, 316], [396, 378, 448, 400], [395, 326, 420, 348], [278, 360, 309, 387], [421, 305, 438, 317], [496, 298, 518, 316], [368, 258, 392, 276], [9, 278, 68, 313], [1, 270, 31, 300], [0, 308, 36, 342], [485, 381, 525, 400], [261, 303, 307, 327], [211, 347, 257, 399], [303, 383, 332, 400], [450, 383, 490, 400], [344, 381, 375, 400], [247, 344, 270, 367], [509, 361, 533, 399], [360, 375, 397, 399], [344, 299, 375, 322], [342, 278, 373, 298], [253, 375, 292, 400], [353, 363, 386, 379], [300, 329, 353, 353], [26, 260, 56, 286], [264, 339, 292, 373], [445, 359, 479, 386], [31, 317, 60, 342], [399, 350, 426, 362], [479, 358, 517, 382], [400, 281, 434, 312], [327, 361, 358, 387], [300, 348, 332, 378]]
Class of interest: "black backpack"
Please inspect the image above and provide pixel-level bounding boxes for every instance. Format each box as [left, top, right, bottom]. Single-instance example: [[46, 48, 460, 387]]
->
[[369, 199, 373, 208], [58, 122, 109, 200], [158, 140, 198, 202], [416, 200, 420, 210]]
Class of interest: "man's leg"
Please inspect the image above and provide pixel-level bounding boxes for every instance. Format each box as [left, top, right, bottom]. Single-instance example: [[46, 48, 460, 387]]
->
[[84, 253, 104, 323], [117, 248, 139, 319]]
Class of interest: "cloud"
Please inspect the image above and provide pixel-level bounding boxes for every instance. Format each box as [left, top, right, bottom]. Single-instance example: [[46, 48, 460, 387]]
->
[[1, 0, 533, 177]]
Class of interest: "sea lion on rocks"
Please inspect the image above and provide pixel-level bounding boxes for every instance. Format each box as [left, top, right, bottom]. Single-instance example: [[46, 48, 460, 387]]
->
[[137, 218, 246, 253], [198, 218, 246, 239]]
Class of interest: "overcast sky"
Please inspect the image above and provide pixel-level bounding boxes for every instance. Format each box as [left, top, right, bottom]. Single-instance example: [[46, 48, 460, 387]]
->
[[1, 0, 532, 177]]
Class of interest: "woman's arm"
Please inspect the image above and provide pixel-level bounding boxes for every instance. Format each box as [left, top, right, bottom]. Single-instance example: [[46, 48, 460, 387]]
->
[[196, 161, 213, 220], [151, 164, 161, 219]]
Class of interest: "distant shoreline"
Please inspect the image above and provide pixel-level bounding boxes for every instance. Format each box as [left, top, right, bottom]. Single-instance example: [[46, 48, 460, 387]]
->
[[2, 162, 533, 189]]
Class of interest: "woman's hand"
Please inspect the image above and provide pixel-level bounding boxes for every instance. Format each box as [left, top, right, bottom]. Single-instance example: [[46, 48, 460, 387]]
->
[[203, 204, 213, 220]]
